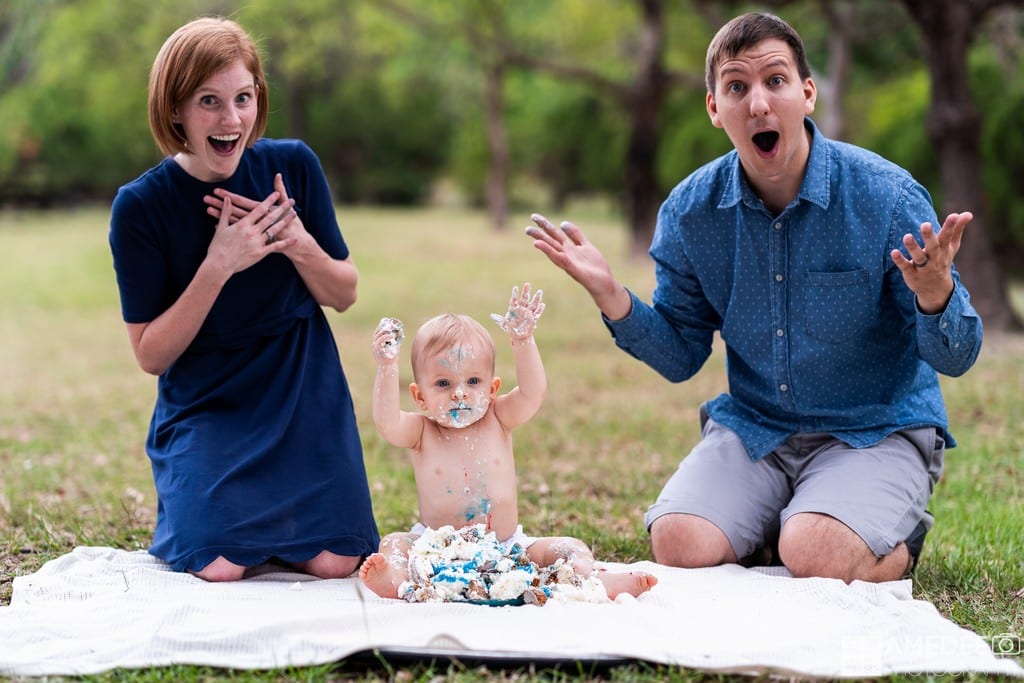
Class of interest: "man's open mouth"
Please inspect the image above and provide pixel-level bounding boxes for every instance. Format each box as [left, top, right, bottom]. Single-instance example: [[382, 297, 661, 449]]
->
[[753, 131, 779, 153]]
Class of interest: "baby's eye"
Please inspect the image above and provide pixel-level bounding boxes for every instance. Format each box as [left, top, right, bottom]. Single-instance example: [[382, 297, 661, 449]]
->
[[436, 379, 450, 388], [467, 377, 481, 386]]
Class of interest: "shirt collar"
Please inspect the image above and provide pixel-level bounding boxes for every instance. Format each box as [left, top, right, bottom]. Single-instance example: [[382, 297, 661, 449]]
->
[[718, 116, 831, 212]]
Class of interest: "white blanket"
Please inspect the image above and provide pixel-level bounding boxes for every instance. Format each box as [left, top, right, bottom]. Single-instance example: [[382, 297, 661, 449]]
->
[[1, 546, 1020, 678]]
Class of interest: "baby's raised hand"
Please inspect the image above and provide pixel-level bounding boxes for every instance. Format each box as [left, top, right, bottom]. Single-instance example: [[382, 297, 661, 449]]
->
[[490, 283, 545, 340], [373, 317, 405, 362]]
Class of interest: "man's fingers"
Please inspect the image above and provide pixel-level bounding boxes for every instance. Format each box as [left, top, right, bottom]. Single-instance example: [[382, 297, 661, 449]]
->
[[560, 221, 585, 246]]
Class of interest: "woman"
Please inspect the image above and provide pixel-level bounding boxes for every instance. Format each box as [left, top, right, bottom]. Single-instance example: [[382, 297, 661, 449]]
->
[[109, 17, 379, 581]]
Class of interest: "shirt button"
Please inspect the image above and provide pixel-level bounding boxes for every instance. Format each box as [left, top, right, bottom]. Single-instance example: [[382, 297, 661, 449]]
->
[[776, 328, 784, 337], [775, 274, 783, 282], [780, 384, 788, 392], [774, 222, 782, 230]]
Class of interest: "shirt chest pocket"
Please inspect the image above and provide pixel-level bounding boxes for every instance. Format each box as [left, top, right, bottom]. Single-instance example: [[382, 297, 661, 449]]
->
[[803, 269, 872, 344]]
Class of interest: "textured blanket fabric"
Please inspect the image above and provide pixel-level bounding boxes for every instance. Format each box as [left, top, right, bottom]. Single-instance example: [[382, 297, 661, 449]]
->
[[1, 546, 1021, 678]]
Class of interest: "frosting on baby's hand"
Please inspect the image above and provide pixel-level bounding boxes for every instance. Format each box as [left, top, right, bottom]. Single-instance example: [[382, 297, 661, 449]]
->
[[490, 283, 545, 340], [373, 317, 404, 361]]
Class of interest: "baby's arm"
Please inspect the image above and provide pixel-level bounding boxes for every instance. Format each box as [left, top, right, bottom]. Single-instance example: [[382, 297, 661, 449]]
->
[[372, 318, 424, 448], [490, 283, 548, 429]]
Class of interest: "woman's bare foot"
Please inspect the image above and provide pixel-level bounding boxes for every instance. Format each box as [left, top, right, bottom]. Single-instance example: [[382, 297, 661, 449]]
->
[[596, 569, 658, 599], [358, 553, 406, 598]]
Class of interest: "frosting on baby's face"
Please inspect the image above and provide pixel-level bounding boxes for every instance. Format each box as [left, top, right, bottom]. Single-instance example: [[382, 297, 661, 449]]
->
[[414, 342, 497, 429]]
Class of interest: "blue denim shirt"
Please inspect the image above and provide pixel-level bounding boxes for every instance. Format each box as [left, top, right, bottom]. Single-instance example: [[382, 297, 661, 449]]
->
[[607, 118, 982, 460]]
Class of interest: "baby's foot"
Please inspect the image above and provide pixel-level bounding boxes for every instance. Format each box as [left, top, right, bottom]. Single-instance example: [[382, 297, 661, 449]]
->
[[596, 569, 658, 599], [358, 553, 405, 599]]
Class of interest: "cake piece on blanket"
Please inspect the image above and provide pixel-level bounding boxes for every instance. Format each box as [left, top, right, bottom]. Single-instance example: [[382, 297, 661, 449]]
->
[[397, 524, 610, 605]]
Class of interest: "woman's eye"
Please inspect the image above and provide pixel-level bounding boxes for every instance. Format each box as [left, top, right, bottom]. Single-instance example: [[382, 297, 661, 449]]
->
[[199, 95, 217, 107]]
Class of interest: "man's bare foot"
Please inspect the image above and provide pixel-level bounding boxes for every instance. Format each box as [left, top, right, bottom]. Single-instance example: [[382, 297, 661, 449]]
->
[[596, 569, 658, 599], [358, 553, 405, 599]]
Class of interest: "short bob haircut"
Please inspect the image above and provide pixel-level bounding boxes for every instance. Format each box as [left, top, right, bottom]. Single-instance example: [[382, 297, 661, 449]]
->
[[410, 313, 496, 382], [148, 17, 269, 157], [704, 12, 811, 95]]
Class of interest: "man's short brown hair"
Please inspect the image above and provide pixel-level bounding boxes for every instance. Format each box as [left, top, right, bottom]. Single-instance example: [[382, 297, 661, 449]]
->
[[705, 13, 812, 94]]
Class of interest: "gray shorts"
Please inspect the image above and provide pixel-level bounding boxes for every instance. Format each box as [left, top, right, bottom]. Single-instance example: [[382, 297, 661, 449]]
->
[[643, 412, 945, 559]]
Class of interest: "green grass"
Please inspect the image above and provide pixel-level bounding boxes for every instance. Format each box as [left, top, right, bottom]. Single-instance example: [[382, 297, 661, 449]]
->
[[1, 206, 1022, 682]]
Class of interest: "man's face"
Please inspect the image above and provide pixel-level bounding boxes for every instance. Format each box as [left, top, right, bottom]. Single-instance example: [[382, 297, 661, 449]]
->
[[706, 38, 816, 193]]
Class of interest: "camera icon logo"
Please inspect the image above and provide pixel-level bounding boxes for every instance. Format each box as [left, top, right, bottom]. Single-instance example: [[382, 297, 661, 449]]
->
[[990, 633, 1022, 656]]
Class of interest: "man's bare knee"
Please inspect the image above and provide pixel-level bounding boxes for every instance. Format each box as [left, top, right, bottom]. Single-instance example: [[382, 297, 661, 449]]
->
[[779, 512, 907, 582], [650, 513, 736, 568]]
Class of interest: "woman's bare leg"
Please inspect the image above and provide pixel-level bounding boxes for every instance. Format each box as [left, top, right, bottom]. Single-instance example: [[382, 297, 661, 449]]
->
[[293, 550, 361, 579], [190, 556, 247, 582]]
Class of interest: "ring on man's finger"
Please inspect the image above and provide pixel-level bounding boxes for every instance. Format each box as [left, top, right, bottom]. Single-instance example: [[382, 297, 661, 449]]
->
[[913, 254, 929, 268], [265, 233, 276, 245]]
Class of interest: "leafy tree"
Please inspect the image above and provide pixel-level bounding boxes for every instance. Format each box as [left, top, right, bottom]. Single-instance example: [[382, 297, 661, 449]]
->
[[901, 0, 1024, 331]]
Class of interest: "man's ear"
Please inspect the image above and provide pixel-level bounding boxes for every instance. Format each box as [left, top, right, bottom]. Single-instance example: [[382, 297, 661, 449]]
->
[[409, 383, 426, 409], [803, 76, 817, 115], [706, 91, 723, 129]]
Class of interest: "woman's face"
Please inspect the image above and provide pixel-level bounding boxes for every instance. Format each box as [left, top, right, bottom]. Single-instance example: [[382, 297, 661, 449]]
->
[[172, 59, 259, 182]]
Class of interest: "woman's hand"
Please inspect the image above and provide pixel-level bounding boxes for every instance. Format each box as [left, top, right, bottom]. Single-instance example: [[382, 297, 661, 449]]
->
[[204, 173, 309, 260], [205, 190, 296, 275]]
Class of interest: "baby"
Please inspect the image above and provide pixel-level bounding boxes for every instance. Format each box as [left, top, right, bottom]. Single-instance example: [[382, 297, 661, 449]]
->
[[359, 283, 657, 601]]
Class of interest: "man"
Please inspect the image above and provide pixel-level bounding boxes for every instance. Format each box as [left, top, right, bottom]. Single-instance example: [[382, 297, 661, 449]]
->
[[526, 12, 982, 583]]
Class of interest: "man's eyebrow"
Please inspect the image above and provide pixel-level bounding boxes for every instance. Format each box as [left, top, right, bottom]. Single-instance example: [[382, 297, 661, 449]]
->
[[719, 56, 793, 78]]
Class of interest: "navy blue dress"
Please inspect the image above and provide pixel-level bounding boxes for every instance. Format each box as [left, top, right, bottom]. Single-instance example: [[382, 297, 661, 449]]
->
[[109, 138, 379, 572]]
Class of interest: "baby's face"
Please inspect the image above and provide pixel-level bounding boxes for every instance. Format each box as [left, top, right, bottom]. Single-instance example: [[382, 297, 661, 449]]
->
[[414, 342, 496, 429]]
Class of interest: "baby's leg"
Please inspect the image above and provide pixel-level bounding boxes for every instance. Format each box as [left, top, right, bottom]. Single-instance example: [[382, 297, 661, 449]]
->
[[528, 536, 658, 599], [528, 536, 597, 576], [358, 532, 416, 599]]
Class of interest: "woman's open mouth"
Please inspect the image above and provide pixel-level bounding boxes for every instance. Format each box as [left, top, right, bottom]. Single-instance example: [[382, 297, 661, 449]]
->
[[209, 134, 240, 155]]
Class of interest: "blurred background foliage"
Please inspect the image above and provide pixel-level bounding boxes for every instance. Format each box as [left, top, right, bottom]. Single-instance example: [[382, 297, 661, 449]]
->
[[1, 0, 1023, 267]]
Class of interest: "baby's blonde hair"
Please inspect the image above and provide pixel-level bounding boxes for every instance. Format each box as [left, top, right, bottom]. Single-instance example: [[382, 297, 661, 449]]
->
[[410, 314, 495, 381]]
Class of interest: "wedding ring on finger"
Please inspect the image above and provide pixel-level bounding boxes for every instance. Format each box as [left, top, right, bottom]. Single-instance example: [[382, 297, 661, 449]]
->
[[913, 254, 929, 268]]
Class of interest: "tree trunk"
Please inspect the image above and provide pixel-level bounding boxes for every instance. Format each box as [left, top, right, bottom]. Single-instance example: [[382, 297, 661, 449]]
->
[[902, 0, 1022, 331], [623, 0, 669, 258], [816, 0, 855, 140], [484, 61, 509, 231]]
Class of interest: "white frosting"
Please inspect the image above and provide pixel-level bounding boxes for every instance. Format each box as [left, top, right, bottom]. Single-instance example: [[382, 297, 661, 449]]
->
[[397, 524, 610, 605]]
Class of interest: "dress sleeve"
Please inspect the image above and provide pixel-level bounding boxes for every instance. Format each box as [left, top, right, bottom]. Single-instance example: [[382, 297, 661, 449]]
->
[[291, 141, 348, 260], [109, 185, 169, 324]]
